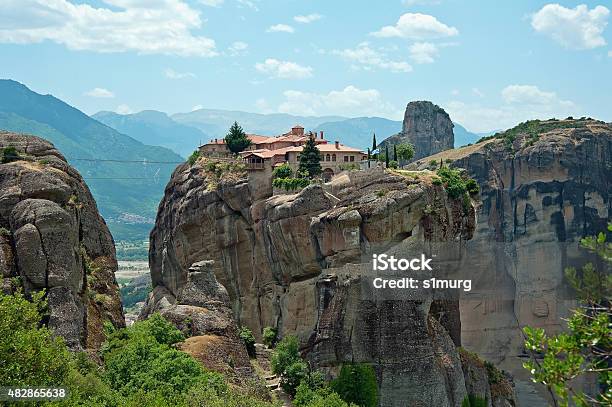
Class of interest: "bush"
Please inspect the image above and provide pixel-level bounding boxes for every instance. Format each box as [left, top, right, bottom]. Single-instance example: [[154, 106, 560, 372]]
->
[[331, 363, 378, 407], [388, 160, 398, 169], [1, 146, 20, 164], [272, 177, 310, 191], [436, 166, 478, 200], [187, 150, 200, 165], [273, 163, 293, 179], [239, 326, 256, 358], [263, 326, 277, 348], [0, 290, 71, 386], [271, 335, 301, 375], [465, 178, 479, 195], [280, 360, 309, 396], [294, 383, 355, 407]]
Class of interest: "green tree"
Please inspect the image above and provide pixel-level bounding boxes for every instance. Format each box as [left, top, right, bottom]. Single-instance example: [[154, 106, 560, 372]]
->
[[371, 133, 377, 153], [271, 335, 301, 376], [1, 146, 20, 164], [0, 290, 71, 386], [396, 143, 415, 164], [298, 133, 322, 178], [393, 145, 397, 161], [224, 121, 252, 154], [523, 224, 612, 407], [331, 363, 379, 407], [263, 326, 277, 348], [273, 163, 293, 179]]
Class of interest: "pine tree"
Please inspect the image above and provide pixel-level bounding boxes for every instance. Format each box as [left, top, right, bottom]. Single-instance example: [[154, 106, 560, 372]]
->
[[224, 121, 252, 154], [298, 133, 322, 178]]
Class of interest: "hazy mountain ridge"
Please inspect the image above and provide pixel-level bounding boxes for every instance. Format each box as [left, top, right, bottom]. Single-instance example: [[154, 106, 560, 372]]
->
[[93, 110, 206, 157], [0, 80, 183, 243]]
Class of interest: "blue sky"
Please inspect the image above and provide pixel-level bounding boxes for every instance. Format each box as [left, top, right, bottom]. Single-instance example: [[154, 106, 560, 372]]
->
[[0, 0, 610, 132]]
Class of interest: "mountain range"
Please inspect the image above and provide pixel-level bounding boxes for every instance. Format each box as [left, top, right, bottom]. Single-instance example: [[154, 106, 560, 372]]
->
[[0, 79, 183, 242]]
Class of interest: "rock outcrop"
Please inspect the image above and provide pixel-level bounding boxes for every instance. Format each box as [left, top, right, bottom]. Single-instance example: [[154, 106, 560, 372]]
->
[[415, 118, 611, 403], [380, 101, 454, 161], [143, 157, 515, 406], [0, 131, 124, 350]]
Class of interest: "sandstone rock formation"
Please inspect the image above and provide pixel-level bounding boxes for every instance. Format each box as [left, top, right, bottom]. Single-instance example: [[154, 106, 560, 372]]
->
[[143, 157, 515, 406], [415, 118, 611, 403], [380, 101, 454, 161], [0, 131, 124, 350]]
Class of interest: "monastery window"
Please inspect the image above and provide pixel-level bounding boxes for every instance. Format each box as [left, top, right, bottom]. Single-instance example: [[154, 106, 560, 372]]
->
[[344, 156, 349, 162], [326, 154, 330, 161], [350, 156, 355, 162], [332, 154, 336, 162]]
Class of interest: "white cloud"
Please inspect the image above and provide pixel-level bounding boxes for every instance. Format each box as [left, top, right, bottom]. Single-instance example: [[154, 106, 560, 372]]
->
[[255, 58, 313, 79], [332, 42, 412, 72], [472, 87, 484, 98], [191, 104, 203, 111], [237, 0, 258, 11], [0, 0, 217, 56], [85, 87, 114, 98], [408, 42, 438, 63], [165, 68, 196, 79], [267, 24, 294, 33], [116, 104, 133, 115], [277, 85, 401, 118], [451, 89, 460, 96], [199, 0, 224, 6], [294, 14, 322, 24], [531, 4, 609, 50], [609, 50, 612, 57], [445, 85, 577, 133], [228, 41, 248, 56], [372, 13, 458, 39]]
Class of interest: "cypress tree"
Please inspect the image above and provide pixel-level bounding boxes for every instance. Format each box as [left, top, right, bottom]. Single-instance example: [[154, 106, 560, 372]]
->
[[393, 145, 397, 161], [367, 147, 371, 168], [371, 133, 377, 152], [298, 133, 322, 178], [385, 145, 390, 167]]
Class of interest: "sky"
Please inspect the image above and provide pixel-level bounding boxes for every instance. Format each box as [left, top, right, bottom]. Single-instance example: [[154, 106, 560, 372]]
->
[[0, 0, 611, 133]]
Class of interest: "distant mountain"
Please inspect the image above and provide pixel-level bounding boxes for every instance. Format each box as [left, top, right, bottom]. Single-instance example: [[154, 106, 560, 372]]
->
[[93, 110, 206, 157], [314, 117, 402, 150], [453, 123, 481, 147], [172, 108, 347, 138], [0, 80, 184, 244]]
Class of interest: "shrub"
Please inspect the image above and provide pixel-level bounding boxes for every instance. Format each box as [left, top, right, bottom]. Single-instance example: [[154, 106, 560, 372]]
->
[[263, 326, 277, 348], [436, 166, 478, 200], [280, 360, 309, 396], [0, 227, 10, 237], [1, 146, 19, 164], [187, 150, 200, 165], [388, 160, 398, 169], [432, 177, 443, 186], [239, 326, 256, 358], [465, 178, 479, 195], [294, 383, 355, 407], [331, 363, 378, 407], [271, 335, 301, 376], [0, 290, 71, 386], [272, 177, 310, 191], [273, 163, 293, 179]]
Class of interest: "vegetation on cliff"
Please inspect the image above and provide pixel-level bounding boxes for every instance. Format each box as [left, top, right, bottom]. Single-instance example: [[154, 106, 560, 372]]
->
[[523, 224, 611, 406], [224, 121, 252, 154]]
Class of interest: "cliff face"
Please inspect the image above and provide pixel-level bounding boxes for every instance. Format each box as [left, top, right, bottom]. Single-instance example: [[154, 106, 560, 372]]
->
[[380, 101, 454, 160], [143, 159, 515, 406], [416, 119, 611, 401], [0, 131, 124, 350]]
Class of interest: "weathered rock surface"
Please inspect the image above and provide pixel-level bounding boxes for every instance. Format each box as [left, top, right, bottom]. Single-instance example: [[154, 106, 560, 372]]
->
[[0, 131, 124, 350], [380, 101, 454, 161], [143, 158, 513, 405], [416, 119, 612, 404]]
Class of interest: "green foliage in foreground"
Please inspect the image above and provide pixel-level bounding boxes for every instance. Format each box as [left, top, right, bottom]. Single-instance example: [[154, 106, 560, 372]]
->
[[461, 395, 487, 407], [263, 326, 277, 348], [272, 163, 293, 179], [294, 383, 357, 407], [0, 291, 277, 406], [239, 326, 256, 358], [331, 363, 379, 407], [0, 290, 70, 387], [523, 224, 612, 406], [436, 166, 479, 199]]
